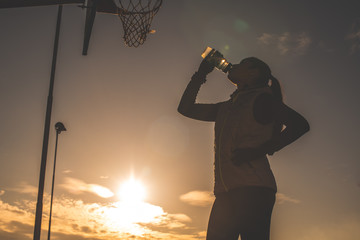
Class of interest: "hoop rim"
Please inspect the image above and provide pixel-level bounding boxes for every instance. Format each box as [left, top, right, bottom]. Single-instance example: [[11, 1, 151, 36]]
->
[[116, 0, 162, 15]]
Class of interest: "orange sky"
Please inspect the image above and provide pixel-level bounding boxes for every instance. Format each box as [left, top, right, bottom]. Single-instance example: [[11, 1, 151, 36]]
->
[[1, 1, 360, 239]]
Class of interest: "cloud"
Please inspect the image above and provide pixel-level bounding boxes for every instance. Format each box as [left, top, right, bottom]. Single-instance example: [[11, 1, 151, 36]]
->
[[347, 30, 360, 53], [180, 191, 299, 207], [159, 213, 192, 229], [276, 193, 301, 204], [60, 177, 114, 198], [169, 213, 192, 223], [7, 182, 38, 196], [0, 229, 32, 240], [180, 190, 215, 207], [317, 41, 335, 53], [258, 32, 311, 55], [147, 213, 192, 230], [0, 199, 35, 240], [257, 33, 274, 45], [0, 196, 200, 240], [346, 20, 360, 54], [4, 221, 33, 235]]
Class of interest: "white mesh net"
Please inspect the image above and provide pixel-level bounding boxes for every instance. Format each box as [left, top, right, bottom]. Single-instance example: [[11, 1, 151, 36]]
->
[[114, 0, 162, 47]]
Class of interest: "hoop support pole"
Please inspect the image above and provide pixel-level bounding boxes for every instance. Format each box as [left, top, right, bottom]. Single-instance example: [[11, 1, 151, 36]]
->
[[82, 0, 98, 55], [33, 4, 63, 240]]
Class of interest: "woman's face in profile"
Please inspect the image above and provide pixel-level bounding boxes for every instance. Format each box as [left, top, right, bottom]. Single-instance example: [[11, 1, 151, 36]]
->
[[227, 60, 261, 88]]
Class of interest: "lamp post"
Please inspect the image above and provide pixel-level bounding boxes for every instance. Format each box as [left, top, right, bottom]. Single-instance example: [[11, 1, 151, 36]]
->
[[47, 122, 67, 240]]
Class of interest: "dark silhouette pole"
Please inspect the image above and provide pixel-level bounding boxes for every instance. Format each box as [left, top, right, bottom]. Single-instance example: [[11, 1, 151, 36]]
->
[[82, 0, 98, 55], [33, 5, 63, 240], [47, 122, 67, 240]]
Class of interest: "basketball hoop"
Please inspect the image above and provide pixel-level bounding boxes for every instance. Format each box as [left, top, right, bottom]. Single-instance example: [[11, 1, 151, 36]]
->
[[114, 0, 163, 47]]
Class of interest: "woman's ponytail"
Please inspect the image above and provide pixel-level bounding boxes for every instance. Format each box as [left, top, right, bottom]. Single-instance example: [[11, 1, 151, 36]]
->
[[269, 75, 283, 103], [269, 74, 284, 138]]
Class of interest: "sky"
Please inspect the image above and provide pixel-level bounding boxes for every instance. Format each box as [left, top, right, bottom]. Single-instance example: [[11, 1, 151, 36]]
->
[[1, 0, 360, 239]]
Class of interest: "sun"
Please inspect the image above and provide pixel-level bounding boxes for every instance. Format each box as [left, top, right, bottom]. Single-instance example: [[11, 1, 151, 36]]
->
[[118, 177, 146, 203]]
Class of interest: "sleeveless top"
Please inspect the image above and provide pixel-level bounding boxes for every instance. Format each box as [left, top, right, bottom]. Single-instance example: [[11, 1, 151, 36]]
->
[[213, 86, 277, 195]]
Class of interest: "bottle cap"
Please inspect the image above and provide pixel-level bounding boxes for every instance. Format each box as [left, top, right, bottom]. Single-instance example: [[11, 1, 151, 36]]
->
[[201, 47, 213, 59]]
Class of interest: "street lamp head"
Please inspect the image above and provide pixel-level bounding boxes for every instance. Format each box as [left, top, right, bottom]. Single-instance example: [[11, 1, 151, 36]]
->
[[55, 122, 66, 133]]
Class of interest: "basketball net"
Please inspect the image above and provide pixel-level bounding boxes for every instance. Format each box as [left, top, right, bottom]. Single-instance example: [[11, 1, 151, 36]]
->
[[114, 0, 163, 47]]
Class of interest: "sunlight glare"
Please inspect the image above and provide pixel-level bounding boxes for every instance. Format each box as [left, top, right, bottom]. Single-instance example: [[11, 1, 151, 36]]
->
[[118, 178, 146, 203], [104, 201, 164, 229]]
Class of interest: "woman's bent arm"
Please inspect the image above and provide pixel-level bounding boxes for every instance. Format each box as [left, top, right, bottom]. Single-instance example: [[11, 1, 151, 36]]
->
[[265, 103, 310, 155]]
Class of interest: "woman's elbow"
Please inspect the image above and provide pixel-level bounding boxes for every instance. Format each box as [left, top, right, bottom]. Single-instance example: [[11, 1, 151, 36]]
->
[[177, 105, 185, 115], [304, 121, 310, 133], [177, 105, 190, 117], [300, 119, 310, 135], [291, 118, 310, 137]]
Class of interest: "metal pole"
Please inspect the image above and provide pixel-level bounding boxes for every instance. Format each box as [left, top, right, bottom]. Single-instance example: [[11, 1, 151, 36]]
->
[[0, 0, 84, 8], [47, 122, 66, 240], [33, 5, 63, 240], [82, 0, 98, 55]]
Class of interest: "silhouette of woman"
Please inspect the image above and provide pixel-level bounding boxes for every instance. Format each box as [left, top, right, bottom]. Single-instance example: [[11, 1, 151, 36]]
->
[[178, 57, 309, 240]]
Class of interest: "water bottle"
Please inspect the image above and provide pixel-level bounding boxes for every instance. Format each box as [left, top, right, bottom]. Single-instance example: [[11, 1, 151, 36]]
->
[[201, 47, 233, 73]]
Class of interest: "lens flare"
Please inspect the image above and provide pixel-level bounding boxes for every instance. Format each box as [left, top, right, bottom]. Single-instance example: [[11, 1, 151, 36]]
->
[[118, 178, 146, 203]]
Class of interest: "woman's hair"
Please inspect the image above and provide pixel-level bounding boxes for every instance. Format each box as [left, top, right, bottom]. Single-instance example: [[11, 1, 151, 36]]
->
[[269, 75, 283, 103], [240, 57, 283, 103], [241, 57, 284, 137]]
